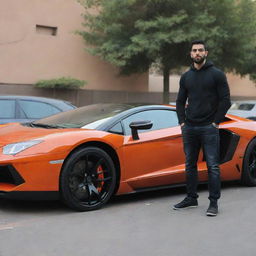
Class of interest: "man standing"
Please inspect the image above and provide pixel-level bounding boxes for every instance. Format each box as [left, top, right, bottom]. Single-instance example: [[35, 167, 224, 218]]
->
[[174, 40, 231, 216]]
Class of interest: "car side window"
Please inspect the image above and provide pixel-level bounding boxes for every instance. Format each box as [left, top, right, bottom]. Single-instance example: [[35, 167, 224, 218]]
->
[[108, 122, 123, 134], [0, 100, 15, 118], [19, 100, 60, 119], [122, 109, 178, 135], [238, 103, 254, 111]]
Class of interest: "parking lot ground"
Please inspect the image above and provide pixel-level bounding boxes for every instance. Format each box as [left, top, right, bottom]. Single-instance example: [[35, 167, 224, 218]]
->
[[0, 182, 255, 256]]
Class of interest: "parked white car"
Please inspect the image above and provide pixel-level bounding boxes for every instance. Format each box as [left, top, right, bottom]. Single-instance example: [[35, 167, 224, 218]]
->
[[228, 100, 256, 121]]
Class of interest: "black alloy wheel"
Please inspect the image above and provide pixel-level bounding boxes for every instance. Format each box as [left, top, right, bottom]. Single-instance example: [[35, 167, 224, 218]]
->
[[241, 138, 256, 186], [60, 147, 116, 211]]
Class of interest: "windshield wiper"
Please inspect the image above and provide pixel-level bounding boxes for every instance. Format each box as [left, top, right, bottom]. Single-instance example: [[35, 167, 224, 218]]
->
[[27, 123, 64, 129]]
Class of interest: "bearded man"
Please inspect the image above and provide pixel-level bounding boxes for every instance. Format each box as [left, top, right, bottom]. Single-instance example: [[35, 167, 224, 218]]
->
[[173, 40, 231, 216]]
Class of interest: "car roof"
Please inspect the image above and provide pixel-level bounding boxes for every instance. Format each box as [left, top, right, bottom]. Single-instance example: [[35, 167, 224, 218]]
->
[[232, 100, 256, 104], [0, 95, 76, 109], [0, 94, 69, 102]]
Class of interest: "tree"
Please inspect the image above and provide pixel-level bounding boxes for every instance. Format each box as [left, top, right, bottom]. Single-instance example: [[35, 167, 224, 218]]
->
[[78, 0, 256, 103]]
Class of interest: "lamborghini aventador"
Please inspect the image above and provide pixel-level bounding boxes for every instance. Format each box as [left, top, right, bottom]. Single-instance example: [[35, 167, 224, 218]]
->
[[0, 103, 255, 211]]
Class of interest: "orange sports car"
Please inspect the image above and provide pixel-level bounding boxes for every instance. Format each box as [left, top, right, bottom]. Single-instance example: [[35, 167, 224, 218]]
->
[[0, 103, 255, 211]]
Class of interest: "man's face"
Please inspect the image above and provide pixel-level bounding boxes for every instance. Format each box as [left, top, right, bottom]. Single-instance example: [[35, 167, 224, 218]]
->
[[190, 44, 208, 64]]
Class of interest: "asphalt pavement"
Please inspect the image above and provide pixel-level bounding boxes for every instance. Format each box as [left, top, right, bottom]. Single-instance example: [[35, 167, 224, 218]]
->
[[0, 182, 255, 256]]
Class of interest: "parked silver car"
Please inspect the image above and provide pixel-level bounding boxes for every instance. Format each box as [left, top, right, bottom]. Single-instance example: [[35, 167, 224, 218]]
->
[[228, 100, 256, 121], [0, 95, 76, 124]]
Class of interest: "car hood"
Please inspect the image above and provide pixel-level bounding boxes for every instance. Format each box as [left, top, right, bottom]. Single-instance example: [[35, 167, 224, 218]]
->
[[0, 123, 81, 146]]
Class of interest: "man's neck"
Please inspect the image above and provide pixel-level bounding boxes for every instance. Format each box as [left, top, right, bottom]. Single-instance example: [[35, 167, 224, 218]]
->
[[194, 59, 206, 70]]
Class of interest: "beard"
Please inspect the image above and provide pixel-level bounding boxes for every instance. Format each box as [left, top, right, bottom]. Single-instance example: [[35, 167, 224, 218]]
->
[[192, 55, 206, 64]]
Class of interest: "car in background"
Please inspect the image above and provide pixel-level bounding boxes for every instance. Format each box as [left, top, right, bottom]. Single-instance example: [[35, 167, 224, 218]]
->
[[228, 100, 256, 121], [0, 95, 76, 124]]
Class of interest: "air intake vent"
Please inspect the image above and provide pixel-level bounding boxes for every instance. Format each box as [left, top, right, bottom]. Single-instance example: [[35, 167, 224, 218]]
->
[[0, 165, 25, 185]]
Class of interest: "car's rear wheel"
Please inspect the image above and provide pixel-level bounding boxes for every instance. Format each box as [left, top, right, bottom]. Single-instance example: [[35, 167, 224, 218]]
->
[[60, 147, 116, 211], [241, 138, 256, 186]]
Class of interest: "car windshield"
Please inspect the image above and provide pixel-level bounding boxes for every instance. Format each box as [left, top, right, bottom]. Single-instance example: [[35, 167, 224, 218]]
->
[[31, 103, 136, 129]]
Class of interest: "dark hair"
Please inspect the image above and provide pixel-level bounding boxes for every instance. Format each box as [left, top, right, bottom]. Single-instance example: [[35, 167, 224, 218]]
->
[[190, 40, 207, 51]]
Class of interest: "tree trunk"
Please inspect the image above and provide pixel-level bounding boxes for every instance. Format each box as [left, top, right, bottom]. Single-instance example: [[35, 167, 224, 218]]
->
[[163, 66, 170, 104]]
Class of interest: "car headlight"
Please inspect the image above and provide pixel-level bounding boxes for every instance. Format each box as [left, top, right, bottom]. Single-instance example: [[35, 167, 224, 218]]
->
[[3, 140, 43, 155]]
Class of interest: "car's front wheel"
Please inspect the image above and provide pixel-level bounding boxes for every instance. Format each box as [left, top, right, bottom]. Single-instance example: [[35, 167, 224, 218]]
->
[[60, 147, 116, 211], [241, 138, 256, 186]]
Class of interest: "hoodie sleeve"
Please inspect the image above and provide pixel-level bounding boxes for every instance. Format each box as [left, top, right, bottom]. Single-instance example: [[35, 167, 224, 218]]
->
[[176, 74, 187, 124], [213, 71, 231, 124]]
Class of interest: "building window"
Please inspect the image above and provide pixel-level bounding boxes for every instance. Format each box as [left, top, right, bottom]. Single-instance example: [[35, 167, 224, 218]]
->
[[36, 25, 58, 36]]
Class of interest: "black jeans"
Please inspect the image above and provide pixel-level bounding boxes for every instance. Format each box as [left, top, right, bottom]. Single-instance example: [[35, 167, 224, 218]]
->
[[182, 124, 220, 201]]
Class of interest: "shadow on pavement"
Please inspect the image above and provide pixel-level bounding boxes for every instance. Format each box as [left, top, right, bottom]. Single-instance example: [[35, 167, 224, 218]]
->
[[0, 198, 71, 214], [108, 180, 241, 206], [0, 181, 242, 213]]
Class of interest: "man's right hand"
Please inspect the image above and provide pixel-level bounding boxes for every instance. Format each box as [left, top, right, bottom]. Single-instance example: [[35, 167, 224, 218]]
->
[[180, 123, 185, 127]]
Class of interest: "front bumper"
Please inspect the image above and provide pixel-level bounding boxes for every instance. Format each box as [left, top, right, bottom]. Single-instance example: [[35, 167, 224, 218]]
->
[[0, 153, 65, 199], [0, 164, 59, 200]]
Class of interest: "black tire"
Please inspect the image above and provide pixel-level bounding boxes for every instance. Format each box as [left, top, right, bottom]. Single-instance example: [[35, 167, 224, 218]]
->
[[241, 138, 256, 186], [60, 147, 116, 211]]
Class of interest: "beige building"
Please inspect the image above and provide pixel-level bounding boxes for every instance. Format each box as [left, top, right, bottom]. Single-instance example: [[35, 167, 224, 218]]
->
[[0, 0, 148, 92]]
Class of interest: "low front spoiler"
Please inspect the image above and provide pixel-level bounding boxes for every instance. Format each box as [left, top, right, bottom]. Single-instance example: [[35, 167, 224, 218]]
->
[[0, 191, 59, 200]]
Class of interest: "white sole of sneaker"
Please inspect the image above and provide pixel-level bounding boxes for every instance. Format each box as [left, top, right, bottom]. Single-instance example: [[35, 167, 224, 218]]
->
[[206, 212, 217, 216]]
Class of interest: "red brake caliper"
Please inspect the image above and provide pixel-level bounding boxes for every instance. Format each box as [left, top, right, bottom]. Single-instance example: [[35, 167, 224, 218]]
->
[[97, 166, 104, 192]]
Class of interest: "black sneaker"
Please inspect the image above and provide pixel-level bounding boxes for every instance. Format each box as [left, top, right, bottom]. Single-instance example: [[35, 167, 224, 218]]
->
[[206, 202, 218, 216], [173, 197, 198, 210]]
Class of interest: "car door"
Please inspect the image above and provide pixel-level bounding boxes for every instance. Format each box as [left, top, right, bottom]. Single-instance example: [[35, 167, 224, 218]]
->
[[120, 109, 186, 190]]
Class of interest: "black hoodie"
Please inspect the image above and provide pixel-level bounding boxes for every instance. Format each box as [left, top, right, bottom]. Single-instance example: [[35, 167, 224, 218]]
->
[[176, 61, 231, 125]]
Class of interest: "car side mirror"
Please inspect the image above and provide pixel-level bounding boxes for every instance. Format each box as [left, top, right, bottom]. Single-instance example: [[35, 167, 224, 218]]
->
[[129, 121, 153, 140]]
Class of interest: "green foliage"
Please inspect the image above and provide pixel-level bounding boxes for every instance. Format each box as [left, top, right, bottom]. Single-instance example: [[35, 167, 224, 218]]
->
[[35, 77, 87, 89], [78, 0, 256, 101]]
